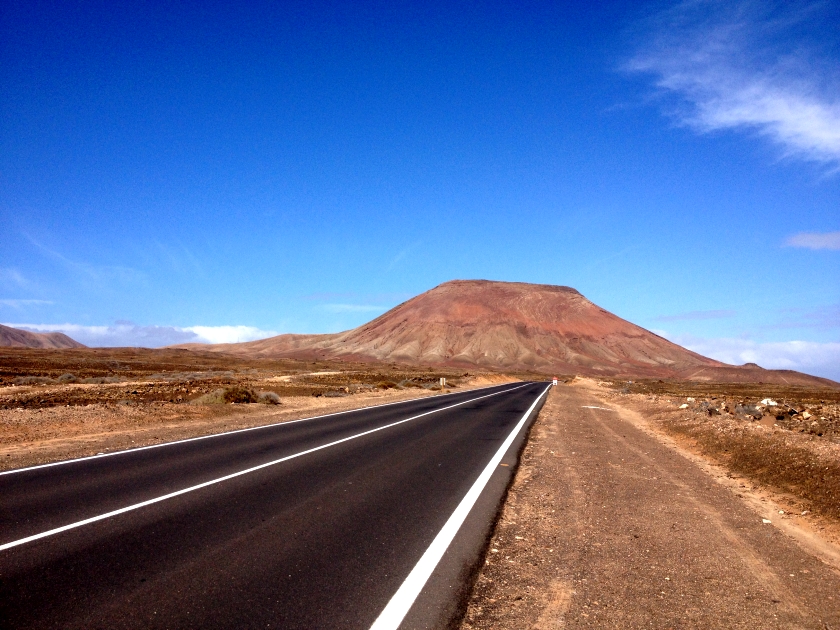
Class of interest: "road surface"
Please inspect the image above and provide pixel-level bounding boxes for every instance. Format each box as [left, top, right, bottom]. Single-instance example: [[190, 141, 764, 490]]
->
[[0, 381, 549, 629]]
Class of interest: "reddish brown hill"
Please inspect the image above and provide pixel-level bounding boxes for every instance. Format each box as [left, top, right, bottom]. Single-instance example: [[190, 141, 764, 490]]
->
[[173, 280, 834, 386], [0, 324, 86, 349]]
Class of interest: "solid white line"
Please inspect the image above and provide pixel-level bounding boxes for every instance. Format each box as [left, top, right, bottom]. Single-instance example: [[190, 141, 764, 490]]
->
[[581, 405, 615, 411], [368, 383, 552, 630], [0, 382, 523, 476], [0, 384, 531, 552]]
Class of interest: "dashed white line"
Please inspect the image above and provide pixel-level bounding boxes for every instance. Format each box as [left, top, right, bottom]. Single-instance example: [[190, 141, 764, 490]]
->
[[0, 382, 523, 477]]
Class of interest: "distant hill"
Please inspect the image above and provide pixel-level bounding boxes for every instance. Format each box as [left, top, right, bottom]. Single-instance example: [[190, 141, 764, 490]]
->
[[172, 280, 836, 387], [0, 324, 86, 349]]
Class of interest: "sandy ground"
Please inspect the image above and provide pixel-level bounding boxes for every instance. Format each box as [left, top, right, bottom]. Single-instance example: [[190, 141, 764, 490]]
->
[[460, 380, 840, 629], [0, 374, 514, 472]]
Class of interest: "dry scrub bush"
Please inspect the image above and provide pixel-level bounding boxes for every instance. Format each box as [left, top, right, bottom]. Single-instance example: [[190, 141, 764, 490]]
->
[[257, 391, 281, 404], [192, 387, 280, 405], [222, 387, 258, 404], [14, 374, 123, 385], [14, 376, 56, 385]]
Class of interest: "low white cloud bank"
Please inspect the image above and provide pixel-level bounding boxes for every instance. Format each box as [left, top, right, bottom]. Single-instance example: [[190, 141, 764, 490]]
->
[[3, 323, 277, 348], [661, 331, 840, 381], [784, 231, 840, 250], [180, 325, 278, 344], [627, 1, 840, 167]]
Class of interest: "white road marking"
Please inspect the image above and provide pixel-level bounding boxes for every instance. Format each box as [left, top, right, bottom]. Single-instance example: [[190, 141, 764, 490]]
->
[[369, 383, 552, 630], [0, 384, 531, 552], [0, 382, 523, 477], [582, 405, 615, 411]]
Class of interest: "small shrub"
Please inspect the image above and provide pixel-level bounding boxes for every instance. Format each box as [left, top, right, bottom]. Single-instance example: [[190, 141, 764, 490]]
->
[[191, 388, 226, 404], [13, 376, 55, 385], [192, 387, 265, 405], [58, 373, 78, 383], [81, 376, 122, 384], [377, 381, 398, 390], [257, 391, 281, 404], [222, 387, 258, 404]]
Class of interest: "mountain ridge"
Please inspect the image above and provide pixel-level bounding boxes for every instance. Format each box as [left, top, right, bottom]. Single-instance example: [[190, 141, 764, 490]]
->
[[171, 280, 835, 386], [0, 324, 86, 349]]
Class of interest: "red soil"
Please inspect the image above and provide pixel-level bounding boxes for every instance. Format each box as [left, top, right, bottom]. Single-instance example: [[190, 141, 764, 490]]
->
[[174, 280, 836, 386]]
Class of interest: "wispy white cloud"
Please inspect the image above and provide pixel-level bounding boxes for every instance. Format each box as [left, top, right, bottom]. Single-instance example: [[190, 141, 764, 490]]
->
[[152, 240, 207, 278], [25, 235, 145, 284], [627, 1, 840, 166], [322, 304, 386, 313], [654, 309, 736, 322], [784, 231, 840, 250], [0, 268, 28, 288], [3, 323, 277, 347], [0, 299, 54, 308], [661, 331, 840, 381], [387, 242, 421, 271], [757, 304, 840, 332]]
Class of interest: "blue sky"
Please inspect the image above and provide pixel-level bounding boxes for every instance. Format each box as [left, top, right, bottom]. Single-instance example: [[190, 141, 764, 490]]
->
[[2, 0, 838, 379]]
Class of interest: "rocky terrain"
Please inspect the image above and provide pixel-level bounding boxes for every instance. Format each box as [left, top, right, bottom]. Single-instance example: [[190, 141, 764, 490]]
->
[[0, 347, 475, 409], [0, 346, 514, 470], [600, 379, 840, 522]]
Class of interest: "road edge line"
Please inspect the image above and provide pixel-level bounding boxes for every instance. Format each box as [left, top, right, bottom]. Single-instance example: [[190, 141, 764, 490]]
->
[[368, 383, 552, 630]]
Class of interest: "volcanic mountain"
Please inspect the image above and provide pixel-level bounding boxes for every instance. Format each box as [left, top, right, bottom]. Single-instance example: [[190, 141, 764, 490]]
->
[[0, 324, 86, 349], [176, 280, 833, 385]]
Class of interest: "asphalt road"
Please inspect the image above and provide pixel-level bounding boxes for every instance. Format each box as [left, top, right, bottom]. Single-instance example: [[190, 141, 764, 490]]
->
[[0, 381, 549, 629]]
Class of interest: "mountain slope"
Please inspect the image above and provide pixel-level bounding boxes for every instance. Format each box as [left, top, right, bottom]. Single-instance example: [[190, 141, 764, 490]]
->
[[172, 280, 835, 385], [0, 324, 86, 349]]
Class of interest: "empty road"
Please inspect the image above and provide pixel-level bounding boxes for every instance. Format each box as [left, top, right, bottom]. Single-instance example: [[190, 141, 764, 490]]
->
[[0, 381, 549, 629]]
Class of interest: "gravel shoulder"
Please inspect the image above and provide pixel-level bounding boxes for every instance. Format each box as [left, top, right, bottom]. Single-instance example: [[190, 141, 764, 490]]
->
[[460, 381, 840, 629]]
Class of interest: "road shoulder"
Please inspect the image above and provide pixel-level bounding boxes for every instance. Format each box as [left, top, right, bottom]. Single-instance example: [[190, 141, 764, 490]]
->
[[459, 383, 840, 629]]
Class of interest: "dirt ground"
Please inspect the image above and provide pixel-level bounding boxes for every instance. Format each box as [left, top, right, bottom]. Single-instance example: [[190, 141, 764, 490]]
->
[[460, 379, 840, 629], [595, 380, 840, 531], [0, 347, 517, 471]]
